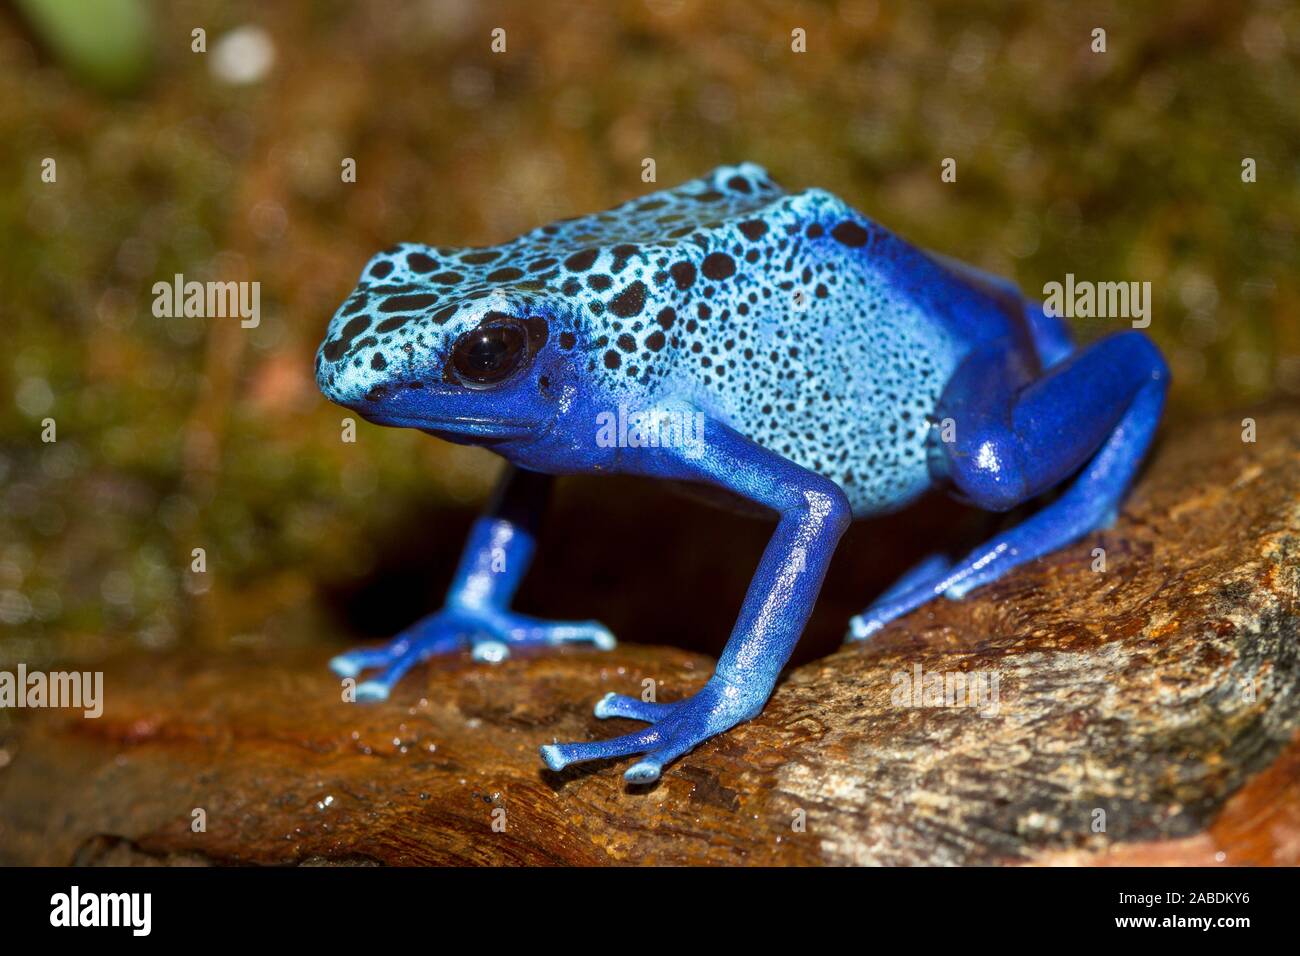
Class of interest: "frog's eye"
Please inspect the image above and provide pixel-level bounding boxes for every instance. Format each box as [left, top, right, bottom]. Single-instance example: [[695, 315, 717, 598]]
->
[[450, 319, 528, 388]]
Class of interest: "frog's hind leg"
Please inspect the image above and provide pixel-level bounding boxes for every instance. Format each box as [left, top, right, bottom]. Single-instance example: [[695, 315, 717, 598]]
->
[[1025, 299, 1075, 369], [925, 250, 1075, 369], [849, 330, 1168, 641], [877, 552, 955, 603]]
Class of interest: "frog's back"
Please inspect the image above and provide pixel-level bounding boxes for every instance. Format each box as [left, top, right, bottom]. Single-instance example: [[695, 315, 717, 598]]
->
[[533, 164, 1032, 516]]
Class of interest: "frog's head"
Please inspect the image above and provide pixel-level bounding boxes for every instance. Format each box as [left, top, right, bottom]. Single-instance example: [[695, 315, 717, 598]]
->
[[316, 246, 573, 445], [317, 162, 808, 445]]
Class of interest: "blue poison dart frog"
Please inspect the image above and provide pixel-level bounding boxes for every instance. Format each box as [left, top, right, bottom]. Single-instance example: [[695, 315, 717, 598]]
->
[[316, 163, 1168, 784]]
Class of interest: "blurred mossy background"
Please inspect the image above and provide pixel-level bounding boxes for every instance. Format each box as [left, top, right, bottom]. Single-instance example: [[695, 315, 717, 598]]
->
[[0, 0, 1297, 670]]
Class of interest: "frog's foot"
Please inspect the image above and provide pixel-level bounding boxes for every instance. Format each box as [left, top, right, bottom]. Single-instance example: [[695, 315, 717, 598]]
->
[[540, 678, 756, 784], [330, 608, 614, 701], [845, 552, 953, 642]]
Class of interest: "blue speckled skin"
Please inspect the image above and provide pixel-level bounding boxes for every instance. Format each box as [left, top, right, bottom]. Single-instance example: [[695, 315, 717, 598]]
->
[[317, 163, 1169, 783]]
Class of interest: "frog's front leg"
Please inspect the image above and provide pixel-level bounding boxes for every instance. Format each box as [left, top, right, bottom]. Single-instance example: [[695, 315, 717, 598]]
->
[[540, 418, 851, 783], [330, 466, 614, 700]]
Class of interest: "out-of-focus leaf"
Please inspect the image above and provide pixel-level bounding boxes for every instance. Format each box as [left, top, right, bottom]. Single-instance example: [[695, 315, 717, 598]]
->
[[12, 0, 154, 93]]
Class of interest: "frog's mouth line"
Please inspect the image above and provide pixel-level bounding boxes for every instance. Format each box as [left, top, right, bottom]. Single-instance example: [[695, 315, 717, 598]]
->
[[360, 410, 534, 441]]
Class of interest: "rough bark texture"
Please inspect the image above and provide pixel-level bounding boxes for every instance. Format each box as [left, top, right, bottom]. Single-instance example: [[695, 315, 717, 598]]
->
[[1, 405, 1297, 866]]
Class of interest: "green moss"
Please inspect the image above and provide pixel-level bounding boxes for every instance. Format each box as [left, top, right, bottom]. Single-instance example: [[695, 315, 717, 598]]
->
[[1, 1, 1295, 662]]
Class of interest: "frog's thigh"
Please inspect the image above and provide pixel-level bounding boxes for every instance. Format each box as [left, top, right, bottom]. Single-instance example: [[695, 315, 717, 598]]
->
[[850, 331, 1168, 641], [935, 331, 1168, 512]]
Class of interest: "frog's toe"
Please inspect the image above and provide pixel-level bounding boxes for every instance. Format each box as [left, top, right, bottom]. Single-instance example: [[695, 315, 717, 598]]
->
[[616, 724, 709, 783], [847, 552, 958, 642], [593, 692, 675, 722], [544, 680, 748, 782], [469, 638, 511, 663], [846, 596, 922, 642], [354, 677, 393, 701], [502, 615, 615, 651], [623, 742, 696, 784], [845, 612, 887, 642], [623, 760, 662, 784], [353, 642, 443, 699], [329, 646, 394, 679], [332, 628, 463, 692], [617, 720, 727, 784], [329, 635, 427, 678], [540, 726, 664, 772]]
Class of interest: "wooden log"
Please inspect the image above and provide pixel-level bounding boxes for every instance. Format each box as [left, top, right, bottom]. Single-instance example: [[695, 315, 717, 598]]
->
[[1, 405, 1297, 865]]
